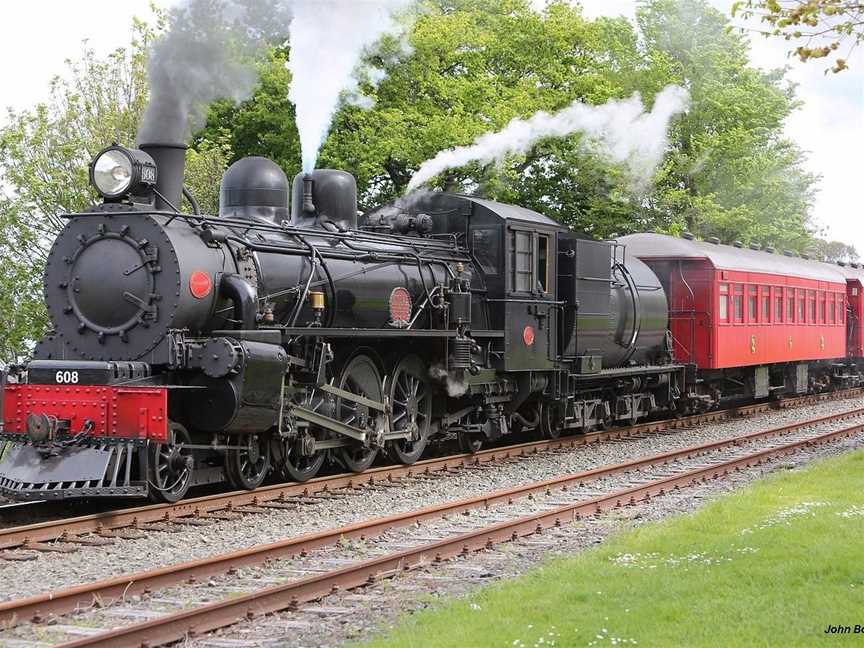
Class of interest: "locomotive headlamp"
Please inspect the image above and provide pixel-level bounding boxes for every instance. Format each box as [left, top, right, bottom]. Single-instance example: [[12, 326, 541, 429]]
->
[[89, 145, 157, 200]]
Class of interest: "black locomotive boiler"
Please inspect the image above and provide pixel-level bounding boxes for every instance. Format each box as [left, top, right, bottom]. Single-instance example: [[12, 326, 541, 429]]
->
[[0, 143, 681, 502]]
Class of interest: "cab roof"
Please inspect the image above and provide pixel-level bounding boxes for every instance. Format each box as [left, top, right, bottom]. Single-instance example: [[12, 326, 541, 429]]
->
[[457, 195, 561, 228]]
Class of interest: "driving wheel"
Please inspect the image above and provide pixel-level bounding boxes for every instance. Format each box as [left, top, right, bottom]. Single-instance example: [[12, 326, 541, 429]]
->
[[388, 355, 432, 465], [335, 353, 382, 473]]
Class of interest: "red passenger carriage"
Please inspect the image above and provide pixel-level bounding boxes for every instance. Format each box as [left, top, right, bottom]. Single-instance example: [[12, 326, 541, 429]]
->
[[620, 233, 855, 403]]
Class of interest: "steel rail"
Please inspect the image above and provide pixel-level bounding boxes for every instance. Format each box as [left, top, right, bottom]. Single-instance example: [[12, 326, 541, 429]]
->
[[3, 405, 863, 629], [48, 415, 864, 648], [0, 387, 859, 552]]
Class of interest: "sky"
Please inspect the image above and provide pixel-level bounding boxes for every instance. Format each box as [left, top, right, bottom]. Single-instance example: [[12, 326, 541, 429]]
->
[[0, 0, 861, 252]]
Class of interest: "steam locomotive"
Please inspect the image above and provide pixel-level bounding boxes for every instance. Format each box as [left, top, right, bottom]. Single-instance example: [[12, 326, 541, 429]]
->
[[1, 143, 861, 502]]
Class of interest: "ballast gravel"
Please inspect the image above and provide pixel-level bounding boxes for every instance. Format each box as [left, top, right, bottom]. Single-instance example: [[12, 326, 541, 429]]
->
[[188, 432, 864, 648], [0, 396, 862, 605]]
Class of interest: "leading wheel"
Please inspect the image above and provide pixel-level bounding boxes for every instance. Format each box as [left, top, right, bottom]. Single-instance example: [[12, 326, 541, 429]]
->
[[225, 433, 271, 490], [148, 422, 193, 503], [277, 387, 330, 482], [388, 355, 432, 465], [335, 354, 382, 473], [282, 439, 326, 482]]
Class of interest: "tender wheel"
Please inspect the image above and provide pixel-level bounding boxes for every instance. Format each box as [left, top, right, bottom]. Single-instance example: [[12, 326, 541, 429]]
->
[[538, 401, 562, 440], [336, 353, 382, 473], [388, 355, 432, 465], [148, 422, 193, 503], [225, 433, 271, 490]]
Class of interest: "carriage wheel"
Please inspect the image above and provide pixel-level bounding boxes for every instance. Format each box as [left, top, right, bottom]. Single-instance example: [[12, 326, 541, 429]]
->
[[225, 433, 271, 491], [335, 354, 382, 473], [388, 355, 432, 465], [148, 422, 194, 503]]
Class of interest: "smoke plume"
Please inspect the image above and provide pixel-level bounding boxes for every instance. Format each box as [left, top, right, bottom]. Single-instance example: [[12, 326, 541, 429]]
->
[[138, 0, 292, 144], [288, 0, 415, 173], [406, 85, 690, 192]]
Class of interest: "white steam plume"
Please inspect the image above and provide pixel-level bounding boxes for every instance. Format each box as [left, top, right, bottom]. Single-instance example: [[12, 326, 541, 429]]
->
[[288, 0, 415, 173], [406, 85, 690, 192]]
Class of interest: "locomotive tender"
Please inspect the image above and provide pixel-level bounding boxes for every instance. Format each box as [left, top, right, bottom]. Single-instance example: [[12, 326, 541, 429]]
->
[[0, 144, 861, 502]]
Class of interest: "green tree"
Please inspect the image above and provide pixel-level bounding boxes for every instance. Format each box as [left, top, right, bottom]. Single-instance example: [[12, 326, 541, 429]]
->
[[204, 0, 825, 250], [812, 238, 860, 262], [0, 15, 230, 363], [637, 0, 821, 251], [733, 0, 863, 72], [203, 0, 668, 235]]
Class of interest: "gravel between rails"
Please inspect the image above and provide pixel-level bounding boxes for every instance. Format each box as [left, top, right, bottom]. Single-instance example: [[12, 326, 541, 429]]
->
[[0, 396, 862, 606]]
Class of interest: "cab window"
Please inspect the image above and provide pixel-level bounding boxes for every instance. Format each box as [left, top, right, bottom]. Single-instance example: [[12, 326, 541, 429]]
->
[[472, 227, 500, 276], [511, 231, 534, 292], [536, 235, 549, 293]]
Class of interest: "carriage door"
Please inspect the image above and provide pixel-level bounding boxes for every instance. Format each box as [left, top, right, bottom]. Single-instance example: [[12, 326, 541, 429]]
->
[[504, 227, 555, 371]]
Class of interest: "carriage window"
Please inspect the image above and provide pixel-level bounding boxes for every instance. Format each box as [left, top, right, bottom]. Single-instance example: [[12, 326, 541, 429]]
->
[[537, 235, 549, 293], [819, 291, 826, 323], [734, 286, 743, 323], [775, 288, 783, 322], [748, 286, 758, 322], [788, 290, 795, 321], [719, 283, 729, 321], [511, 231, 534, 292], [762, 286, 770, 322], [472, 227, 500, 276], [797, 290, 805, 322], [808, 290, 816, 323], [829, 296, 835, 324]]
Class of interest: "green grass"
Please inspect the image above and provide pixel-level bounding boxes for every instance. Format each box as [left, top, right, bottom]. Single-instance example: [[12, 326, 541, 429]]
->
[[359, 450, 864, 648]]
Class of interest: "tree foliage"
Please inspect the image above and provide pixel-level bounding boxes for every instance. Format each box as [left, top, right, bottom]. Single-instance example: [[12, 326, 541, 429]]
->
[[205, 0, 828, 251], [733, 0, 864, 72]]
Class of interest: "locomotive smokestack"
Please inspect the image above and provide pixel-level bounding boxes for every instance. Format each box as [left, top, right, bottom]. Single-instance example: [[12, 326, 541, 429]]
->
[[138, 142, 187, 212], [301, 175, 315, 214]]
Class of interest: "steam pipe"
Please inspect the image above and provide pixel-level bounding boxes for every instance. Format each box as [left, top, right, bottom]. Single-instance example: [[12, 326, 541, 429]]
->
[[301, 174, 315, 214], [220, 274, 258, 330], [182, 186, 200, 215]]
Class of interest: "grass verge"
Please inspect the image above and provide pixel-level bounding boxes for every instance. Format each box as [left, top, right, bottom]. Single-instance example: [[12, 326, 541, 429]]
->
[[359, 449, 864, 647]]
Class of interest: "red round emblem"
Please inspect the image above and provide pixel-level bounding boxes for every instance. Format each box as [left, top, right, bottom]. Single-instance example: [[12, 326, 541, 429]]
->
[[523, 325, 535, 346], [189, 271, 213, 299], [389, 287, 412, 325]]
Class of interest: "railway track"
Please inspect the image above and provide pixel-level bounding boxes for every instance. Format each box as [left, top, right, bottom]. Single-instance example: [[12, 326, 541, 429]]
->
[[1, 402, 863, 647], [0, 387, 859, 558], [0, 388, 858, 557]]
